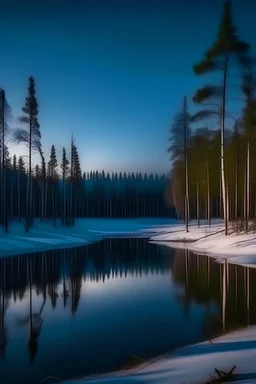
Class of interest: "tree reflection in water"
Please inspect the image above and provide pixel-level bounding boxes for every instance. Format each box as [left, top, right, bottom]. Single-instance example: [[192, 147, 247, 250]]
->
[[0, 239, 255, 365]]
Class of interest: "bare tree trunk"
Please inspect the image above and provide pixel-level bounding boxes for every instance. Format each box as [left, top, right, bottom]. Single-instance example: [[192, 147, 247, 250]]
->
[[69, 134, 73, 226], [62, 175, 66, 225], [53, 180, 56, 228], [184, 96, 189, 232], [234, 123, 238, 221], [196, 179, 200, 227], [10, 180, 13, 221], [244, 165, 246, 223], [30, 176, 33, 227], [1, 91, 8, 232], [226, 181, 230, 224], [40, 182, 44, 222], [207, 159, 211, 227], [219, 173, 222, 218], [221, 55, 228, 235], [18, 171, 21, 221], [246, 141, 250, 233], [25, 116, 32, 232]]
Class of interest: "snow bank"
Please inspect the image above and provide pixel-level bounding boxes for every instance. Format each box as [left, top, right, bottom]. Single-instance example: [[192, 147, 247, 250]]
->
[[0, 220, 98, 258], [63, 326, 256, 384], [150, 219, 224, 242], [0, 218, 172, 258], [150, 220, 256, 268]]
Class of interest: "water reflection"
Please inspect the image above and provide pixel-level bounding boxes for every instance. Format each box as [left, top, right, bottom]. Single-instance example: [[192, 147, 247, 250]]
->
[[0, 239, 255, 384]]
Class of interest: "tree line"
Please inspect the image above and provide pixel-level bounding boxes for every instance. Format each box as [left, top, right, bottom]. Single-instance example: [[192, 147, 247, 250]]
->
[[0, 80, 172, 234], [166, 0, 256, 235]]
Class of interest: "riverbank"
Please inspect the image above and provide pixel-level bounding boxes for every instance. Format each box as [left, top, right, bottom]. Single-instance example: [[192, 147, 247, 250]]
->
[[0, 218, 172, 258], [63, 325, 256, 384], [2, 218, 256, 268], [150, 220, 256, 268]]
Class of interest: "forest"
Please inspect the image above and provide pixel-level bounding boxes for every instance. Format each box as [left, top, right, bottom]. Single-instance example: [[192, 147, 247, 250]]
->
[[0, 79, 172, 234], [166, 1, 256, 236]]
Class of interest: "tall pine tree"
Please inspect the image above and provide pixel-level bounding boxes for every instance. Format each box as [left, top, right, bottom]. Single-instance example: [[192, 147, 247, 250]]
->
[[14, 77, 41, 231]]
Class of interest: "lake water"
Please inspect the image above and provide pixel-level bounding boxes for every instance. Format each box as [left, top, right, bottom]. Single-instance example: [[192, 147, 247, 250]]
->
[[0, 238, 255, 384]]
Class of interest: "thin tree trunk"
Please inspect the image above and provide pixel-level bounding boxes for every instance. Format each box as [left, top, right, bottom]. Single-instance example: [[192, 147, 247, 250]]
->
[[69, 135, 73, 226], [62, 174, 66, 225], [1, 92, 8, 233], [234, 123, 238, 221], [30, 177, 33, 227], [246, 141, 250, 233], [26, 116, 32, 232], [184, 96, 189, 232], [18, 171, 21, 221], [219, 173, 222, 218], [226, 181, 230, 225], [53, 180, 56, 228], [196, 179, 200, 227], [221, 55, 228, 235], [206, 159, 211, 227], [244, 165, 246, 223]]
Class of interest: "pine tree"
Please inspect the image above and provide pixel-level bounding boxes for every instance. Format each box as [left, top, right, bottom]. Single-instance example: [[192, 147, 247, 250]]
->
[[14, 77, 41, 231], [72, 144, 82, 181], [12, 154, 17, 171], [18, 156, 26, 173], [61, 147, 69, 225], [35, 164, 40, 178], [0, 89, 11, 232], [48, 145, 58, 227], [72, 143, 82, 219], [4, 146, 12, 169]]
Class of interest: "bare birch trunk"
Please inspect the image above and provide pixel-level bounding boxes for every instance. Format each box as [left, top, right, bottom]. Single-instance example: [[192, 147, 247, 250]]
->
[[221, 55, 228, 235], [246, 141, 250, 233]]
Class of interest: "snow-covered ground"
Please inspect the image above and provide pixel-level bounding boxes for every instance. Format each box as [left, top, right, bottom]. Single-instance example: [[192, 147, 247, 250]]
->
[[2, 218, 256, 269], [0, 218, 172, 258], [62, 326, 256, 384], [150, 219, 256, 268]]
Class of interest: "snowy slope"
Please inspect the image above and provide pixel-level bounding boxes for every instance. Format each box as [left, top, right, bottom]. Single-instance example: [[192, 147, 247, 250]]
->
[[63, 326, 256, 384], [0, 218, 173, 258], [150, 220, 256, 268]]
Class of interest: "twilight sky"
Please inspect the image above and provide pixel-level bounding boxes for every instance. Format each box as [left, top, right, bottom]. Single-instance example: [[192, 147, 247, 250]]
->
[[0, 0, 254, 173]]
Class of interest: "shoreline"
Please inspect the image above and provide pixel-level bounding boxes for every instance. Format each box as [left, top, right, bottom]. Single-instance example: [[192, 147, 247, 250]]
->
[[0, 218, 172, 259], [62, 325, 256, 384], [150, 220, 256, 269]]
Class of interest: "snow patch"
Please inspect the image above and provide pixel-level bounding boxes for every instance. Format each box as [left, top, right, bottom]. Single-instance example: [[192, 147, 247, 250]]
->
[[63, 326, 256, 384], [0, 218, 173, 258], [150, 220, 256, 268]]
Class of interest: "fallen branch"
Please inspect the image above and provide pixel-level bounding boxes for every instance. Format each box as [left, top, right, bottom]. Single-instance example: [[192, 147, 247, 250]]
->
[[197, 228, 226, 241], [201, 365, 236, 383]]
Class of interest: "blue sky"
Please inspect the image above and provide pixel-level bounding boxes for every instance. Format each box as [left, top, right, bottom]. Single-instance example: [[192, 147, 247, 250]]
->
[[0, 0, 254, 173]]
